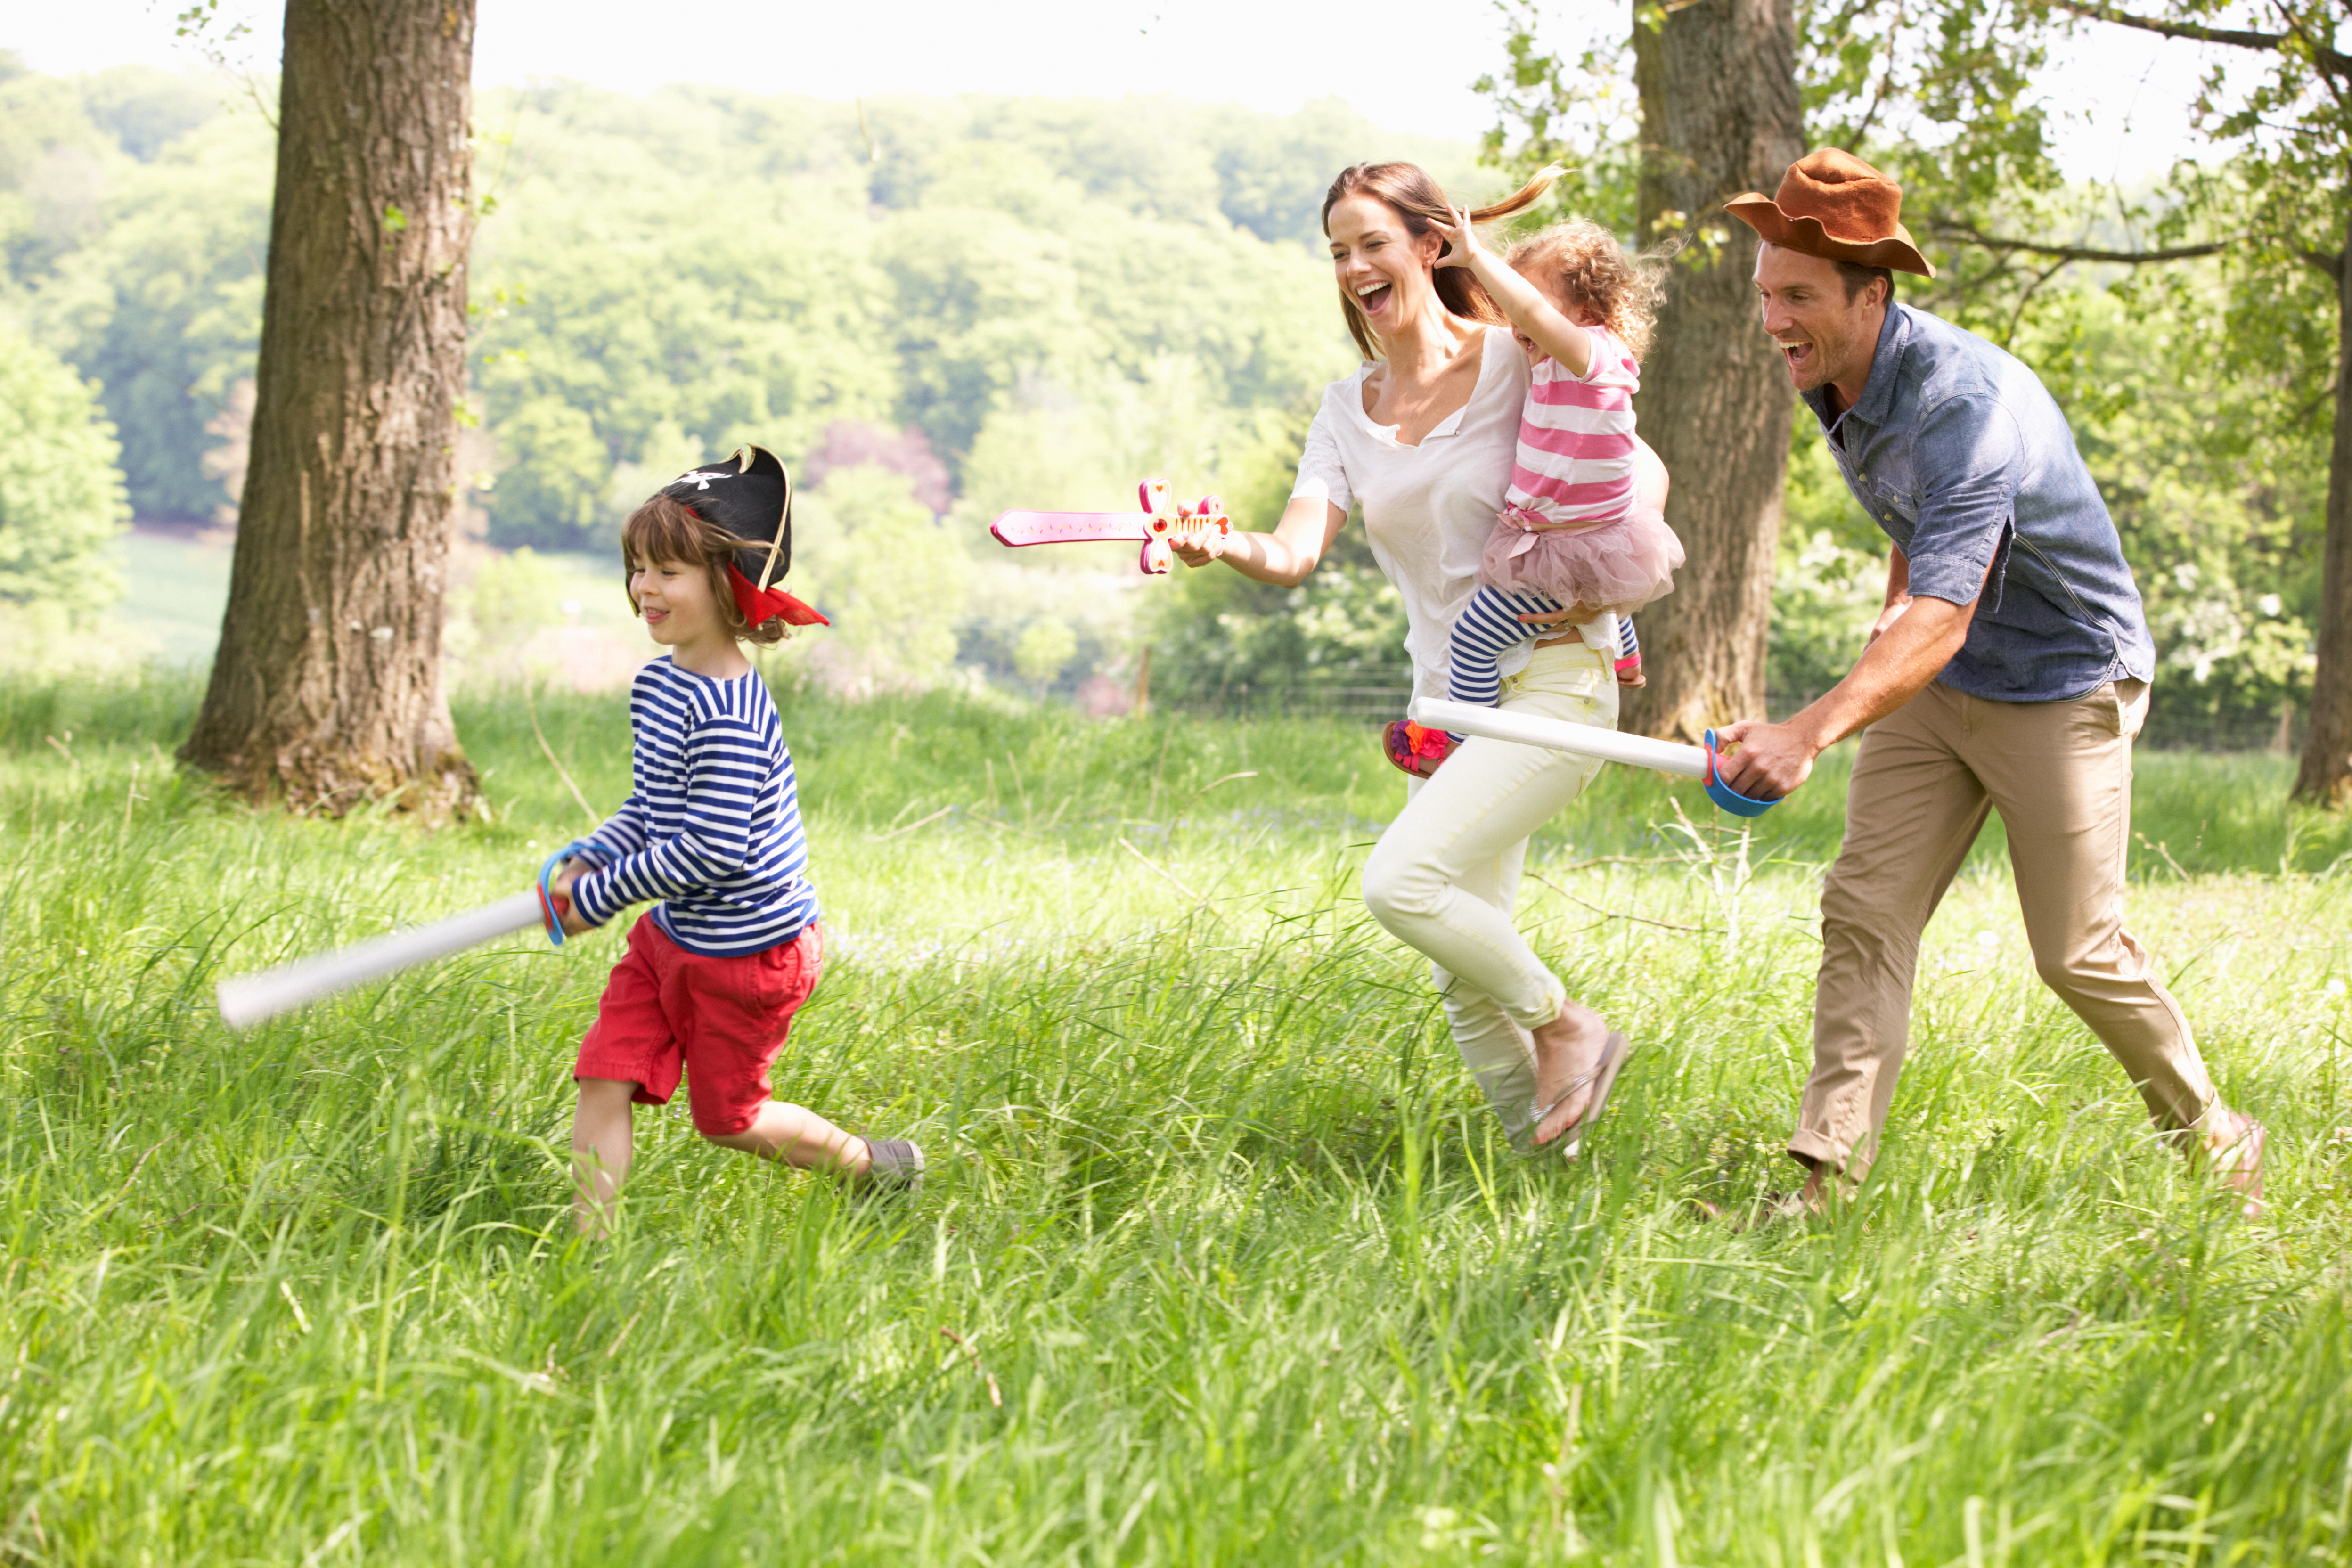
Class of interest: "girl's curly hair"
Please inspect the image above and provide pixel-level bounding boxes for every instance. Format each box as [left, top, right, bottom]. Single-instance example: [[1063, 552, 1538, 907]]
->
[[1506, 222, 1666, 360]]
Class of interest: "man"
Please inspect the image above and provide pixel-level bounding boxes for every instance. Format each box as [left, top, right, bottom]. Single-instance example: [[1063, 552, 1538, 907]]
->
[[1712, 149, 2264, 1211]]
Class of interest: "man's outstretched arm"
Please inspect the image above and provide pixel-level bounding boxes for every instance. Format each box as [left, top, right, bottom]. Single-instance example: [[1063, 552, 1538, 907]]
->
[[1713, 553, 1987, 800]]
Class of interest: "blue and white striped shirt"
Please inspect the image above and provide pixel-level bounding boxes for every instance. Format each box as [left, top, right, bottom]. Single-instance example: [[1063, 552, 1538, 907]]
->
[[567, 658, 819, 956]]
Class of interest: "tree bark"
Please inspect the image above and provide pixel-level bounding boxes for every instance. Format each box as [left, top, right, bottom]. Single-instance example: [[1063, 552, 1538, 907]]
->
[[180, 0, 480, 818], [2293, 200, 2352, 808], [1625, 0, 1808, 741]]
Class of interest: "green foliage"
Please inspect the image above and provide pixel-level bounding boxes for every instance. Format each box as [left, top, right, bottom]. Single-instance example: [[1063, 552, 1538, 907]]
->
[[1145, 403, 1412, 700], [1796, 0, 2086, 337], [78, 65, 220, 161], [1012, 616, 1076, 687], [2017, 5, 2350, 754], [11, 47, 2329, 741], [11, 72, 1475, 545], [1474, 0, 1644, 234], [954, 356, 1241, 528], [3, 97, 270, 521], [1766, 419, 1890, 708], [2108, 0, 2351, 282], [457, 88, 1446, 552], [1770, 550, 1884, 712], [2023, 282, 2326, 742], [0, 325, 129, 618], [1214, 97, 1480, 246], [455, 547, 564, 654], [479, 396, 605, 548], [792, 464, 968, 694], [1474, 0, 2072, 314], [0, 660, 204, 750], [2, 673, 2351, 1560], [0, 71, 118, 280], [1819, 3, 2342, 749]]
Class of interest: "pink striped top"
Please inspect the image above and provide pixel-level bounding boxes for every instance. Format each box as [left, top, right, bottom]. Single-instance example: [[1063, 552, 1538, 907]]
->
[[1503, 327, 1640, 527]]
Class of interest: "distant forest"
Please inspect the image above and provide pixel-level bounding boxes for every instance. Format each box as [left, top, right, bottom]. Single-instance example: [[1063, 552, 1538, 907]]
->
[[1, 63, 1482, 545]]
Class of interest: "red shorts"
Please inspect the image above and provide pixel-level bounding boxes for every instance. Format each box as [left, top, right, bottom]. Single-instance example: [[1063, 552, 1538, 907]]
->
[[574, 915, 824, 1136]]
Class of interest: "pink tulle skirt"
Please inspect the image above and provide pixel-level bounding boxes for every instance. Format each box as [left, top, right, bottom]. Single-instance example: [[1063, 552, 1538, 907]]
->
[[1478, 505, 1685, 616]]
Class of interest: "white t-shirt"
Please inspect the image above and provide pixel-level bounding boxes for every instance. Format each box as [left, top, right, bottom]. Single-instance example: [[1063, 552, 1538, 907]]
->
[[1290, 325, 1532, 695]]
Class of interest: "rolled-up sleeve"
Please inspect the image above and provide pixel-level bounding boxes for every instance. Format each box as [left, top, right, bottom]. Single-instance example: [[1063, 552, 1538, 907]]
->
[[1903, 393, 2020, 606], [1288, 400, 1353, 515]]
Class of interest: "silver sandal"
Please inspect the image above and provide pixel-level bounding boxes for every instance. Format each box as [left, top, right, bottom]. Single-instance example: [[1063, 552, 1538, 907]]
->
[[1533, 1030, 1633, 1158]]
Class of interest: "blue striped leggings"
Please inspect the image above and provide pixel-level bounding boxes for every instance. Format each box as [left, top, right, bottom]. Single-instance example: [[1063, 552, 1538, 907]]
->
[[1447, 589, 1639, 729]]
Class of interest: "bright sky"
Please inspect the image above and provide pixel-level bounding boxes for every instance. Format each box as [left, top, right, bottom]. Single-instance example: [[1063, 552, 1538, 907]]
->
[[9, 0, 2230, 183]]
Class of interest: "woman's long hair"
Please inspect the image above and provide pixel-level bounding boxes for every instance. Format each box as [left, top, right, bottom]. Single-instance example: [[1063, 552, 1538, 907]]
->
[[1320, 162, 1562, 361]]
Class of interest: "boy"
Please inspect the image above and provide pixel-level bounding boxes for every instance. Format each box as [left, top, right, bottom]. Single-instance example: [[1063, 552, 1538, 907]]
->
[[549, 445, 923, 1233]]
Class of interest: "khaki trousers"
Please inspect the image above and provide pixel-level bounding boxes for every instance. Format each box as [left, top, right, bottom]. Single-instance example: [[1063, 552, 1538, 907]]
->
[[1792, 678, 2221, 1178]]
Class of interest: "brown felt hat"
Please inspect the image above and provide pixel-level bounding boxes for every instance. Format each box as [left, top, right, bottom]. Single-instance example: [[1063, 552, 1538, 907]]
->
[[1725, 149, 1936, 278]]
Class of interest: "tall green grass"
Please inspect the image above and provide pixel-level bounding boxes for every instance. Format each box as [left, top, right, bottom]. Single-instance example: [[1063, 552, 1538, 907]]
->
[[2, 668, 2349, 1564]]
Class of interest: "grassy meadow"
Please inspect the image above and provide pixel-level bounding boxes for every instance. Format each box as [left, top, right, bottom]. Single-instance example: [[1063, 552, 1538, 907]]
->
[[3, 665, 2351, 1565]]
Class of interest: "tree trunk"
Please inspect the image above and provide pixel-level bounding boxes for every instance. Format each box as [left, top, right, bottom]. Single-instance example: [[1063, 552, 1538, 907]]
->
[[180, 0, 480, 818], [2293, 206, 2352, 808], [1625, 0, 1808, 741]]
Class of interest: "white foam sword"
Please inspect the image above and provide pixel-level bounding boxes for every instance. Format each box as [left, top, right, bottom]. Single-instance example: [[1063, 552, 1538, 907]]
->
[[1408, 696, 1780, 817], [216, 854, 574, 1028]]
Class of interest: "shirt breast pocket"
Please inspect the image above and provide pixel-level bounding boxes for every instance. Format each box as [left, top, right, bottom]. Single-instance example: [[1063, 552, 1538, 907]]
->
[[1863, 469, 1918, 527]]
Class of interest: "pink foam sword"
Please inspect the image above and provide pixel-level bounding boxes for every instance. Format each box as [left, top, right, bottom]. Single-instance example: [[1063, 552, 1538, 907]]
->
[[990, 479, 1232, 575]]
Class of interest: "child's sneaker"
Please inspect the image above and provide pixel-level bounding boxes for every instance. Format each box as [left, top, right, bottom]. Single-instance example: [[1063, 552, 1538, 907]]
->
[[853, 1137, 925, 1200], [1383, 719, 1456, 779]]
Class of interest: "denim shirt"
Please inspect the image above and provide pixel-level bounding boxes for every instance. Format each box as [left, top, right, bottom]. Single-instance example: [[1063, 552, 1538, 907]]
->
[[1801, 304, 2156, 702]]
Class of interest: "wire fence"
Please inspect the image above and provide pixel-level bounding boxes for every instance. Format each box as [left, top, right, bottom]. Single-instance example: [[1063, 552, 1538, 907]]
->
[[2141, 703, 2304, 755], [1152, 685, 1415, 725]]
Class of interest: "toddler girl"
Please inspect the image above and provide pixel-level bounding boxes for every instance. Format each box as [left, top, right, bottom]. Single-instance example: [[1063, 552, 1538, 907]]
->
[[1385, 214, 1682, 776]]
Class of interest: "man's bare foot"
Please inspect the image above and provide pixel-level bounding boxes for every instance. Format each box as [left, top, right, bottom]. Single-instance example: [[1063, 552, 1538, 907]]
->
[[1530, 999, 1612, 1148]]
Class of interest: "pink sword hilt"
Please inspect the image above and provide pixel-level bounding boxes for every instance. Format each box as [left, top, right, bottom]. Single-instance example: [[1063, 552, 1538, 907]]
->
[[1135, 479, 1231, 575]]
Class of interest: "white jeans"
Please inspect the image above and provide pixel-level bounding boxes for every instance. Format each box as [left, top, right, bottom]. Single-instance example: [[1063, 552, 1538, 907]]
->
[[1361, 642, 1619, 1145]]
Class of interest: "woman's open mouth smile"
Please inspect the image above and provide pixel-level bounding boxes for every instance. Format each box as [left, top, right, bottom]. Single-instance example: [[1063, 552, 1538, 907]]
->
[[1356, 280, 1394, 317]]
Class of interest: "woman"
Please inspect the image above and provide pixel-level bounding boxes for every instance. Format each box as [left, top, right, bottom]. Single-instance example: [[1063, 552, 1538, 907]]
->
[[1173, 162, 1665, 1152]]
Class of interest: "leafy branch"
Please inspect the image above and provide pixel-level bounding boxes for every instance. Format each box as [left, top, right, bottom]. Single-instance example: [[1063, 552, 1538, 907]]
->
[[1928, 222, 2344, 283], [1925, 220, 2228, 264], [2050, 0, 2352, 74]]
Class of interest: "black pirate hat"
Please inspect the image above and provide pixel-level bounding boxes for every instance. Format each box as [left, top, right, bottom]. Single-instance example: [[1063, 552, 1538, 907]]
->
[[661, 444, 827, 627], [663, 444, 796, 588]]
